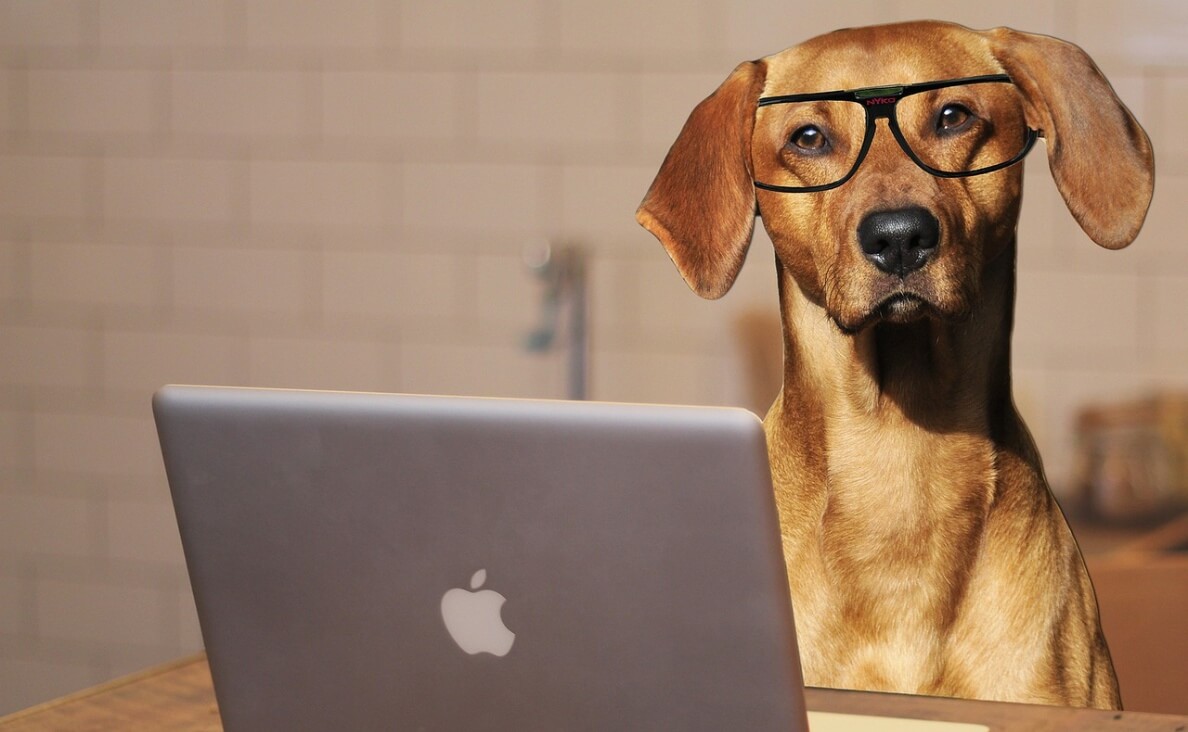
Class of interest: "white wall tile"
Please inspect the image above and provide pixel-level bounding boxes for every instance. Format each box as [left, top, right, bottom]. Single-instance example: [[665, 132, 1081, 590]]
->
[[713, 0, 885, 60], [634, 256, 733, 339], [1072, 0, 1188, 66], [402, 162, 544, 233], [171, 246, 311, 314], [33, 412, 161, 478], [321, 250, 458, 321], [31, 242, 160, 307], [249, 160, 395, 228], [36, 578, 166, 646], [1, 325, 98, 389], [0, 0, 91, 48], [173, 71, 311, 139], [1157, 73, 1188, 159], [593, 348, 728, 406], [99, 0, 227, 48], [0, 410, 27, 472], [1153, 276, 1188, 356], [28, 70, 161, 135], [246, 335, 399, 392], [1015, 167, 1064, 274], [0, 240, 25, 299], [0, 68, 11, 132], [475, 72, 624, 147], [557, 0, 709, 56], [0, 156, 92, 219], [400, 0, 542, 52], [560, 164, 658, 248], [322, 72, 462, 140], [473, 253, 545, 330], [103, 330, 246, 391], [586, 255, 636, 341], [244, 0, 385, 48], [887, 1, 1059, 34], [1015, 271, 1141, 362], [399, 341, 565, 399], [0, 493, 93, 558], [104, 158, 237, 223]]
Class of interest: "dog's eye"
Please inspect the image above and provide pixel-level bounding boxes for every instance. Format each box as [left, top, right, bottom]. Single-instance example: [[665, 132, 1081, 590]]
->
[[790, 125, 829, 152], [937, 104, 973, 132]]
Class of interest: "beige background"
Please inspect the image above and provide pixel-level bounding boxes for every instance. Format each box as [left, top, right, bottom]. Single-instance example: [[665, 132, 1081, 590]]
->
[[0, 0, 1184, 715]]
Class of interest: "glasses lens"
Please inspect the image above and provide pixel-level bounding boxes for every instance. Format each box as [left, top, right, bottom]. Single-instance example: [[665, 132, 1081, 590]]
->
[[896, 82, 1029, 175], [755, 100, 866, 189]]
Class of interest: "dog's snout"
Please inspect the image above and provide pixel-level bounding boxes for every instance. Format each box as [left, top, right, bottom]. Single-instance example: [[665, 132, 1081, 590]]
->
[[858, 208, 939, 277]]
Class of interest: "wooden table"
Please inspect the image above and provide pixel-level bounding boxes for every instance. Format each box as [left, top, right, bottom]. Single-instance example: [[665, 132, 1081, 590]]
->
[[1, 654, 1186, 731]]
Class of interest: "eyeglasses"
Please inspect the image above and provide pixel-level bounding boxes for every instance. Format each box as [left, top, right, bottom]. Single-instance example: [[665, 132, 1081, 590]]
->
[[752, 74, 1040, 193]]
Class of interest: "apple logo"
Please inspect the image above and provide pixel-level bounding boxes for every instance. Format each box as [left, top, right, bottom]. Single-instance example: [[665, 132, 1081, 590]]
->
[[440, 569, 516, 656]]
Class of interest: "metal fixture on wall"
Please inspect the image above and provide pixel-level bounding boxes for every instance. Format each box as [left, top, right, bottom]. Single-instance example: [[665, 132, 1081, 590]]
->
[[524, 243, 588, 401]]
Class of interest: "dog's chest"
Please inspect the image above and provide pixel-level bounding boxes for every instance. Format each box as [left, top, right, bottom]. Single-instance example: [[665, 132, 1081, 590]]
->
[[823, 411, 994, 536], [790, 413, 997, 688], [821, 427, 987, 610]]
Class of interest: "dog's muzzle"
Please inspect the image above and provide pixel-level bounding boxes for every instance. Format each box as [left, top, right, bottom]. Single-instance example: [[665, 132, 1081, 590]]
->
[[858, 207, 939, 277]]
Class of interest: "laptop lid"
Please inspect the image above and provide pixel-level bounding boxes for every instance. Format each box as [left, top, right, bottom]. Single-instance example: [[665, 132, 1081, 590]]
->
[[154, 385, 808, 731]]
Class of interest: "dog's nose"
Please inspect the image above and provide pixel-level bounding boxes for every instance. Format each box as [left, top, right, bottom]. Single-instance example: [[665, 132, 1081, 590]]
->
[[857, 208, 939, 277]]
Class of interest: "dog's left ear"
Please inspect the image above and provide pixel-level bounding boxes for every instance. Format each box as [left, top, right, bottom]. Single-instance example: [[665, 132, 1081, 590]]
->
[[988, 28, 1154, 250], [636, 61, 767, 299]]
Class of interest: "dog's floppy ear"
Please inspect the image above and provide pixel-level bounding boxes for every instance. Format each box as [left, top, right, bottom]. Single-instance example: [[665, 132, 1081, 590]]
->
[[636, 61, 766, 299], [988, 28, 1154, 250]]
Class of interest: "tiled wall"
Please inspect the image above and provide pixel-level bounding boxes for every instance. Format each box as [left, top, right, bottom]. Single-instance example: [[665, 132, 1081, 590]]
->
[[1, 0, 1184, 714]]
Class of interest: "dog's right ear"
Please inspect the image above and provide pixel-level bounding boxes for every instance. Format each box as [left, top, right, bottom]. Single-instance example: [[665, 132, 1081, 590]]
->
[[988, 28, 1154, 250], [636, 61, 766, 299]]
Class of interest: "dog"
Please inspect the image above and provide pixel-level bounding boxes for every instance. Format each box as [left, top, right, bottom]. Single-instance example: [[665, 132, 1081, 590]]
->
[[637, 21, 1154, 710]]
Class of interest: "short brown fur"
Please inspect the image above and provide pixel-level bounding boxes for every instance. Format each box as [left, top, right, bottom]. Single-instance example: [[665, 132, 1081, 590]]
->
[[637, 21, 1154, 710]]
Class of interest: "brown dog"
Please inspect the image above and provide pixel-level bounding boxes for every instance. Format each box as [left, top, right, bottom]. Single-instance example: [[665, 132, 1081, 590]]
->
[[637, 21, 1153, 710]]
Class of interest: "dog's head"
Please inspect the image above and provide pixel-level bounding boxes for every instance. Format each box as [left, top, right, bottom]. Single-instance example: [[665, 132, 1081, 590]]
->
[[637, 21, 1154, 333]]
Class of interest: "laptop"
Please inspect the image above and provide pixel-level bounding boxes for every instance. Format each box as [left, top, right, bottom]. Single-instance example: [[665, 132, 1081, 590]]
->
[[154, 385, 988, 731]]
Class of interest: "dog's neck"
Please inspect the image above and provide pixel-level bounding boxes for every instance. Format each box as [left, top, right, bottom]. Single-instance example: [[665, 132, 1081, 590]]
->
[[772, 241, 1016, 437], [766, 240, 1019, 541]]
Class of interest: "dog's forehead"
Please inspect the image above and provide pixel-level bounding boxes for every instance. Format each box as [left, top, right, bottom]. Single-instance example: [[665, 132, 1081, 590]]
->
[[760, 21, 1002, 95]]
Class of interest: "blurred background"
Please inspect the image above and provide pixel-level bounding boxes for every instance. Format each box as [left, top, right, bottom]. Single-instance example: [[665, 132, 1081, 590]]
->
[[0, 0, 1185, 716]]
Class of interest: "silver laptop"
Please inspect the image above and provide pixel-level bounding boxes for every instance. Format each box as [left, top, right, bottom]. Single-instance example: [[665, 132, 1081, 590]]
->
[[154, 385, 808, 731]]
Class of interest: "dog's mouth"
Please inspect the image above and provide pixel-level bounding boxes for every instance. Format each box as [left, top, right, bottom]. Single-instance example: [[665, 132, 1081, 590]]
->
[[877, 292, 931, 323], [833, 292, 938, 334]]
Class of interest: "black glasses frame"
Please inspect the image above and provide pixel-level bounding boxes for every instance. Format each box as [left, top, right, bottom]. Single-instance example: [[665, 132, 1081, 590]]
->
[[753, 74, 1040, 193]]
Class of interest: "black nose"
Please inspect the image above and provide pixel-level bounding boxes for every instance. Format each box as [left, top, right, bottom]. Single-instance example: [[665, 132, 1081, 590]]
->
[[857, 207, 939, 277]]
